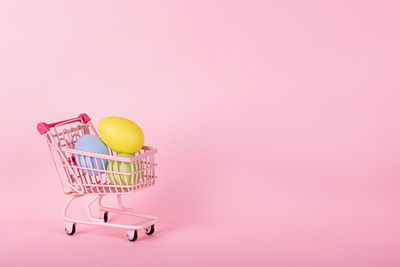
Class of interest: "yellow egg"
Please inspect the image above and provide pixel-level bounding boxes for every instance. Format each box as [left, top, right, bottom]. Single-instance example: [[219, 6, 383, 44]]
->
[[98, 117, 144, 154]]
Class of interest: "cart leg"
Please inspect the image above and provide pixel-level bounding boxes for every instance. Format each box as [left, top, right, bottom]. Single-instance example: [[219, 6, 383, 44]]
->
[[97, 195, 109, 222], [64, 195, 83, 235], [96, 194, 135, 215], [95, 194, 134, 213], [64, 194, 83, 221], [86, 195, 107, 222], [116, 194, 134, 212]]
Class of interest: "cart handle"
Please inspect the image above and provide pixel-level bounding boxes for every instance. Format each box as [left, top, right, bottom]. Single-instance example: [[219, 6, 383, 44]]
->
[[37, 113, 91, 135]]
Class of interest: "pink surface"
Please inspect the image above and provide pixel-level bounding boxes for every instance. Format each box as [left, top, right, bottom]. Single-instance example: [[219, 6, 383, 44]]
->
[[1, 0, 400, 266]]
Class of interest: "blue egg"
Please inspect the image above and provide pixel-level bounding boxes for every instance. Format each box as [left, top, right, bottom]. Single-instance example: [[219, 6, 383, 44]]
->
[[75, 134, 109, 176]]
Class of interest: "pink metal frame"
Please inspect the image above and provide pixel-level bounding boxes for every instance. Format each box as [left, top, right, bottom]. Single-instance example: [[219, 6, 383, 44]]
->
[[37, 114, 159, 241]]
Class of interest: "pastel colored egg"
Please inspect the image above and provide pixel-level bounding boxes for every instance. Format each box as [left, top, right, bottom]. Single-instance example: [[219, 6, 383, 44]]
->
[[107, 153, 143, 185], [98, 117, 144, 154], [75, 134, 109, 176]]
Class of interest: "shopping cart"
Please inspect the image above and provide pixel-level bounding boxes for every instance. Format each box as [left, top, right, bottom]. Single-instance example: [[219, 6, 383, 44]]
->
[[37, 113, 158, 242]]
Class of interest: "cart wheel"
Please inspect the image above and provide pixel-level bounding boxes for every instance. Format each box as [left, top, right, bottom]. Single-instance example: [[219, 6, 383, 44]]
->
[[103, 212, 108, 222], [127, 230, 138, 242], [145, 225, 155, 235], [65, 223, 76, 235]]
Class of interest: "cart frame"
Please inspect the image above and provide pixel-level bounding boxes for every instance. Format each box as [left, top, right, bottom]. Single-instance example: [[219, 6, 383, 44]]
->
[[37, 113, 159, 242]]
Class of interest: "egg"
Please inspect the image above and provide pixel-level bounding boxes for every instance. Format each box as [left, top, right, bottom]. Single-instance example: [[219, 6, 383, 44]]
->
[[107, 153, 143, 185], [75, 134, 109, 176], [98, 116, 144, 154]]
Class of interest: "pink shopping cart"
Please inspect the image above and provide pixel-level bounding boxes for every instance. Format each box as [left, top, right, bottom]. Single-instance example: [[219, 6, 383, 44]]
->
[[37, 113, 158, 242]]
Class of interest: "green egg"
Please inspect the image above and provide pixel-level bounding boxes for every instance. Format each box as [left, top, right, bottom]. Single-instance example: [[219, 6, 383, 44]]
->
[[107, 153, 143, 185]]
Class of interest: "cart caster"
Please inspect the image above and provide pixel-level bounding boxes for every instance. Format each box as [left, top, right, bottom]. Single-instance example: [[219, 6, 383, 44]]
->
[[145, 225, 155, 235], [65, 223, 76, 235], [103, 212, 108, 222], [127, 230, 138, 242]]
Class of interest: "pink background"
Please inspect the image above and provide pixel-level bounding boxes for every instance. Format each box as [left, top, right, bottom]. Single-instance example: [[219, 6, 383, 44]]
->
[[1, 0, 400, 266]]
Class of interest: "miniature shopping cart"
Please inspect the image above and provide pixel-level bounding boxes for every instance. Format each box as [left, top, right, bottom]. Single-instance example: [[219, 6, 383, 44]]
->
[[37, 113, 158, 242]]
